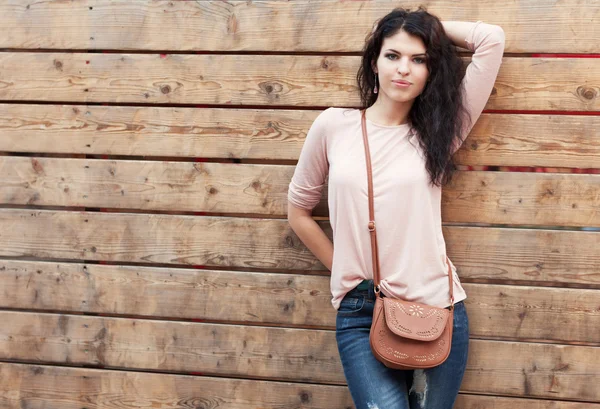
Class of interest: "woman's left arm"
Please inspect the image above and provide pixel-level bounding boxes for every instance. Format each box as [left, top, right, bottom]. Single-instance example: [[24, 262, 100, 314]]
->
[[442, 21, 485, 49], [442, 21, 506, 154]]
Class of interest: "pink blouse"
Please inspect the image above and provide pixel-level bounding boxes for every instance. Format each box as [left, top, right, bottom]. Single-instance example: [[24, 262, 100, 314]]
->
[[288, 21, 505, 310]]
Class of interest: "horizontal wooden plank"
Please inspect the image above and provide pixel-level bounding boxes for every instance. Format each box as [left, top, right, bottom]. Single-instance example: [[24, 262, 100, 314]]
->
[[0, 104, 317, 161], [1, 104, 598, 168], [0, 362, 354, 409], [441, 171, 600, 227], [3, 363, 596, 409], [0, 53, 597, 111], [453, 113, 600, 169], [1, 311, 599, 400], [0, 209, 598, 285], [1, 259, 599, 345], [444, 225, 600, 287], [454, 394, 598, 409], [0, 0, 597, 53], [0, 157, 598, 227]]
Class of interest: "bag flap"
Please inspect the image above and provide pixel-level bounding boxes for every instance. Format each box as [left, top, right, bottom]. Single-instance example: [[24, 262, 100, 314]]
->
[[382, 298, 450, 341]]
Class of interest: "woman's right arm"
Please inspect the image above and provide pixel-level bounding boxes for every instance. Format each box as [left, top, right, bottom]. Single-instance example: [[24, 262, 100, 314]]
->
[[287, 203, 333, 271], [287, 108, 334, 271]]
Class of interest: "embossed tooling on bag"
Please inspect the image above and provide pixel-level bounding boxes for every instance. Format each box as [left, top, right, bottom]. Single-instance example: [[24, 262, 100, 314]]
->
[[383, 298, 449, 341]]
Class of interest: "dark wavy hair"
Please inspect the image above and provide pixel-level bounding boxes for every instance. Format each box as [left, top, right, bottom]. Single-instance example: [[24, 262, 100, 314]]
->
[[356, 6, 473, 187]]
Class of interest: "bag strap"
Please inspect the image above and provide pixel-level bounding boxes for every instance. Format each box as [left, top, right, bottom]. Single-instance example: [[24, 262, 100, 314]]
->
[[360, 109, 454, 309]]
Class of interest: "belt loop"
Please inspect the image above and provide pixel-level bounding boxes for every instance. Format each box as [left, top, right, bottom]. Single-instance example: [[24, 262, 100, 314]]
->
[[367, 279, 375, 301]]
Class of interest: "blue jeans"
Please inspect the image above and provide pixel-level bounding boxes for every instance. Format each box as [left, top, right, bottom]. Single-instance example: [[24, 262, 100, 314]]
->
[[335, 280, 469, 409]]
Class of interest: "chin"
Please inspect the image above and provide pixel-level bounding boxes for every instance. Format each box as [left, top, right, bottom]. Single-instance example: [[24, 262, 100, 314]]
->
[[387, 94, 417, 103]]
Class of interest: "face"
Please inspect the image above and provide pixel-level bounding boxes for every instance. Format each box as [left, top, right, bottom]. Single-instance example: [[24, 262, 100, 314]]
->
[[372, 30, 430, 104]]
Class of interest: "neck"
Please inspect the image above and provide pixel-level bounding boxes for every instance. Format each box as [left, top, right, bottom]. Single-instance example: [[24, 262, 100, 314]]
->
[[366, 97, 413, 126]]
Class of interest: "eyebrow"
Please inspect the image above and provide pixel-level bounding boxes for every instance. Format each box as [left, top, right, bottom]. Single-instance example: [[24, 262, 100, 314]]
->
[[385, 49, 427, 56]]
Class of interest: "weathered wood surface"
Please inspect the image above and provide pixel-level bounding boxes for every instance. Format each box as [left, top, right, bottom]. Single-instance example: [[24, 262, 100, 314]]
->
[[1, 105, 598, 169], [1, 311, 599, 401], [0, 157, 598, 226], [0, 0, 597, 53], [2, 362, 597, 409], [1, 259, 599, 345], [1, 1, 598, 408], [0, 209, 598, 284], [0, 54, 598, 111]]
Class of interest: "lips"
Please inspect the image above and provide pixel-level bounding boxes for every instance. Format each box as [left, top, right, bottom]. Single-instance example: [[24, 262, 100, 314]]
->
[[392, 80, 411, 85]]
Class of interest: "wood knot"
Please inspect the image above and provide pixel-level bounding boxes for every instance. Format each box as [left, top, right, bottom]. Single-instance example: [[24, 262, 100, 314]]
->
[[299, 391, 311, 403], [577, 86, 597, 101], [54, 60, 63, 70], [258, 81, 283, 96], [31, 367, 44, 375], [161, 85, 171, 94]]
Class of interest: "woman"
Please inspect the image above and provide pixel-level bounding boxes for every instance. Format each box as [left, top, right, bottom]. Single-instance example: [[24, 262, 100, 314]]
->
[[287, 6, 505, 409]]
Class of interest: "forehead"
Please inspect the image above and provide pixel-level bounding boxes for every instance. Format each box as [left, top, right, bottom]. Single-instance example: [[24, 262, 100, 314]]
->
[[381, 30, 426, 54]]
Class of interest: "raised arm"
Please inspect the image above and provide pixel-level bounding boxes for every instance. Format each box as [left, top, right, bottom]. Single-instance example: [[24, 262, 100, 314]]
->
[[442, 20, 506, 154]]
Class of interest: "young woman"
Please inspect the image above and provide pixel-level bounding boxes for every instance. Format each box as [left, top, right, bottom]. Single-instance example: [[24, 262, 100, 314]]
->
[[287, 6, 505, 409]]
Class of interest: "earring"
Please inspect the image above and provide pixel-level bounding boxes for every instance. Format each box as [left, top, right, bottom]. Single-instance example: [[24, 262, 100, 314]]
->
[[373, 72, 378, 94]]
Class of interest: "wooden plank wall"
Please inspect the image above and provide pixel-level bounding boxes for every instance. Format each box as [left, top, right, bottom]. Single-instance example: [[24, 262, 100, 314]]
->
[[0, 1, 598, 408]]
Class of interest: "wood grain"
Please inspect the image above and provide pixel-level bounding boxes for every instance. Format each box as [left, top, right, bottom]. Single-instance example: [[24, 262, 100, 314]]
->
[[0, 0, 597, 53], [0, 362, 354, 409], [1, 259, 599, 344], [1, 104, 598, 168], [0, 209, 598, 284], [2, 362, 598, 409], [0, 1, 598, 407], [0, 157, 598, 226], [1, 311, 599, 401], [0, 54, 597, 111]]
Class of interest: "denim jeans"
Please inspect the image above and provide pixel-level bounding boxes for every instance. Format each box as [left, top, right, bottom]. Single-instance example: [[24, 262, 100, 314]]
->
[[335, 280, 469, 409]]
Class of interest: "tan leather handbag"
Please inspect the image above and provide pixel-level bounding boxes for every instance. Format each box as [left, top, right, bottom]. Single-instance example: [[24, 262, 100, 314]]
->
[[360, 109, 455, 370]]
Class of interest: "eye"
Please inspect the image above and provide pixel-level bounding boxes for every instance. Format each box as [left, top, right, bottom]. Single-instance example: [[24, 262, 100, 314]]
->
[[385, 54, 426, 63]]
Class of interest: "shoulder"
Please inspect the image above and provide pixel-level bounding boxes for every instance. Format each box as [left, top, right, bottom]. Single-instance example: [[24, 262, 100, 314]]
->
[[313, 107, 359, 127]]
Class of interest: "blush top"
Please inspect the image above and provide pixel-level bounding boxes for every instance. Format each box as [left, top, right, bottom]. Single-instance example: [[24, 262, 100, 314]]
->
[[288, 21, 505, 310]]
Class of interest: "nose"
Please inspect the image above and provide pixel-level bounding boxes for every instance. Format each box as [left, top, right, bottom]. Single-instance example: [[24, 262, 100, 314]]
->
[[397, 57, 410, 75]]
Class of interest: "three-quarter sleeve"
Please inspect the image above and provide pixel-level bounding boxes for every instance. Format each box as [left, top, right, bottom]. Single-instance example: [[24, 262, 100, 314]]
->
[[287, 108, 331, 211], [453, 21, 506, 154]]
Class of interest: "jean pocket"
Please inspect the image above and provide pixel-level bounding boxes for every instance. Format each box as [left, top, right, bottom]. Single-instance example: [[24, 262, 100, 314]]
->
[[337, 296, 365, 315]]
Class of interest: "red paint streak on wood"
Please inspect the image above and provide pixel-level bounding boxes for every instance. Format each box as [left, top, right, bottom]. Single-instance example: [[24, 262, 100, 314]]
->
[[484, 109, 599, 116], [531, 54, 600, 58]]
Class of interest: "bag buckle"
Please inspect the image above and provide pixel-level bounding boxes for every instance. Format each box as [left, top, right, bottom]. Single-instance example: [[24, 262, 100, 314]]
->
[[368, 221, 375, 231], [448, 296, 455, 311]]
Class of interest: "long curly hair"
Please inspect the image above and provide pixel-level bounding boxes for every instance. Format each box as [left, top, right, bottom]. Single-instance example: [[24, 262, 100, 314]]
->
[[356, 6, 472, 187]]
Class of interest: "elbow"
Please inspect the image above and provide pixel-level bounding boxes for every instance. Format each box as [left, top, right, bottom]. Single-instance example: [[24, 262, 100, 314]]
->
[[492, 25, 506, 45], [287, 201, 313, 228]]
